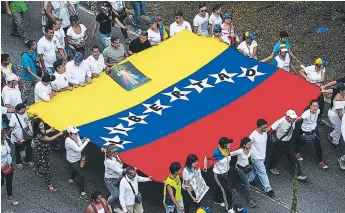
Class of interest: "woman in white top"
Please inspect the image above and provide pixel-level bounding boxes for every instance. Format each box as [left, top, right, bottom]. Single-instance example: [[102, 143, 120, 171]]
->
[[1, 137, 19, 206], [212, 24, 230, 45], [221, 12, 238, 47], [230, 137, 256, 208], [327, 83, 345, 147], [104, 145, 125, 212], [86, 191, 111, 213], [147, 16, 162, 46], [208, 4, 222, 35], [67, 14, 88, 56], [237, 32, 258, 59]]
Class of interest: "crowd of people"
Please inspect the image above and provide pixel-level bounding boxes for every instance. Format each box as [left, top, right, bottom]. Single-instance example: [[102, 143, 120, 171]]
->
[[1, 1, 345, 213]]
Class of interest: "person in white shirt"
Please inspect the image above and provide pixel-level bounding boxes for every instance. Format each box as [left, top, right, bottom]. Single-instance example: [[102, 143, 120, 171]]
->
[[2, 73, 22, 120], [104, 145, 125, 212], [86, 46, 108, 78], [237, 32, 258, 60], [65, 125, 90, 200], [212, 24, 230, 45], [230, 137, 256, 208], [208, 4, 222, 35], [147, 16, 162, 46], [295, 100, 329, 169], [44, 1, 75, 33], [9, 103, 34, 169], [119, 166, 152, 213], [193, 3, 210, 36], [34, 74, 57, 103], [52, 18, 67, 62], [66, 52, 92, 86], [211, 137, 235, 213], [272, 44, 297, 74], [248, 119, 274, 197], [67, 14, 88, 56], [37, 24, 57, 74], [221, 12, 237, 47], [338, 116, 345, 170], [169, 11, 192, 37], [52, 59, 78, 91], [267, 110, 307, 181]]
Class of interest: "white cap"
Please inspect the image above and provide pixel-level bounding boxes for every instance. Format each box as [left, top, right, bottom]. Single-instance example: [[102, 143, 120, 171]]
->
[[6, 73, 19, 82], [67, 125, 79, 134], [286, 109, 298, 119], [279, 44, 288, 52]]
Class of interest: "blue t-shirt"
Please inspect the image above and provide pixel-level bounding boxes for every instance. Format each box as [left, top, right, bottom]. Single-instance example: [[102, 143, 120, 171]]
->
[[272, 40, 291, 54], [21, 50, 38, 81]]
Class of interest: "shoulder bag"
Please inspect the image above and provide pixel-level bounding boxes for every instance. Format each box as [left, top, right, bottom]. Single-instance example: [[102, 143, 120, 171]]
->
[[14, 113, 33, 141], [1, 143, 13, 175], [270, 123, 293, 143], [126, 177, 142, 204], [22, 51, 43, 77]]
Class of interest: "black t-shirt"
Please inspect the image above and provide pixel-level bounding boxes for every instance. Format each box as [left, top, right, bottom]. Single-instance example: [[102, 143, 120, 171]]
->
[[128, 37, 151, 54], [96, 11, 117, 34], [336, 76, 345, 84]]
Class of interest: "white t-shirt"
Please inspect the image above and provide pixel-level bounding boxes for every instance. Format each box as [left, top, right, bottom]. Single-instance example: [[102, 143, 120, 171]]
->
[[65, 60, 91, 83], [1, 85, 22, 119], [65, 136, 89, 163], [0, 65, 11, 77], [53, 27, 66, 50], [230, 148, 251, 167], [249, 129, 268, 160], [86, 54, 106, 75], [169, 21, 192, 37], [329, 100, 345, 117], [271, 117, 295, 141], [50, 1, 71, 28], [301, 109, 320, 132], [9, 112, 32, 143], [67, 24, 87, 43], [1, 141, 12, 167], [34, 81, 53, 102], [208, 13, 222, 26], [147, 28, 161, 46], [37, 36, 57, 68], [52, 72, 79, 90], [237, 40, 258, 59], [304, 65, 325, 87], [193, 13, 210, 35], [342, 115, 345, 140], [182, 167, 195, 190]]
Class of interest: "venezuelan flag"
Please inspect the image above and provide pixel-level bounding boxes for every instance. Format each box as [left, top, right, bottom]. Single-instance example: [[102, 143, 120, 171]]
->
[[28, 31, 320, 181]]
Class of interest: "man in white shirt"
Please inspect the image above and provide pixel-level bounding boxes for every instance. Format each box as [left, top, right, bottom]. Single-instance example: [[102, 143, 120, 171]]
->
[[193, 3, 209, 36], [248, 119, 274, 197], [66, 52, 92, 86], [119, 166, 151, 213], [52, 59, 78, 91], [37, 24, 57, 74], [272, 44, 297, 75], [169, 11, 192, 37], [2, 73, 22, 120], [65, 125, 90, 200], [34, 74, 57, 103], [339, 117, 345, 170], [52, 18, 67, 62], [86, 46, 108, 78], [267, 110, 307, 181]]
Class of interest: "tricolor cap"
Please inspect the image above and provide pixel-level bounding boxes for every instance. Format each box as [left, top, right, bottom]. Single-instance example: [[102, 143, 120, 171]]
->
[[224, 12, 233, 19], [315, 57, 329, 66], [196, 207, 211, 213], [279, 44, 288, 52], [74, 52, 83, 62], [286, 109, 298, 119], [5, 73, 19, 82], [213, 24, 222, 32], [67, 125, 79, 134], [149, 16, 159, 24], [245, 31, 256, 40]]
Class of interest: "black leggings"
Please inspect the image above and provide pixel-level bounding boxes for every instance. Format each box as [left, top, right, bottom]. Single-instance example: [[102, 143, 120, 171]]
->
[[1, 170, 13, 197], [69, 161, 85, 192], [14, 140, 32, 164], [181, 189, 200, 213], [295, 129, 323, 162]]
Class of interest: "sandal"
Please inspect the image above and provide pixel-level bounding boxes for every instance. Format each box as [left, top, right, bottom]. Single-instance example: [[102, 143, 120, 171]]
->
[[48, 185, 57, 192]]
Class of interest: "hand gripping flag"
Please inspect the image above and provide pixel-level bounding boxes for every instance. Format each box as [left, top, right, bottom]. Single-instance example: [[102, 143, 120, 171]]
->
[[28, 31, 320, 181]]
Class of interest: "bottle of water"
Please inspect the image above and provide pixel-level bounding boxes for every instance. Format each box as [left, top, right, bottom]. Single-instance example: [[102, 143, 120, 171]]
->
[[316, 27, 328, 33]]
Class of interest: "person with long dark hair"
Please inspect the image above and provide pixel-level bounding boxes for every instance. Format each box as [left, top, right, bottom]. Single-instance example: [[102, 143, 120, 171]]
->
[[230, 137, 257, 208], [32, 117, 63, 191], [327, 83, 345, 148], [85, 191, 111, 213]]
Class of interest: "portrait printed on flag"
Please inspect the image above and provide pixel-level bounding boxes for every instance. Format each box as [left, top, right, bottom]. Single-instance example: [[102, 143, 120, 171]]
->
[[109, 61, 151, 91]]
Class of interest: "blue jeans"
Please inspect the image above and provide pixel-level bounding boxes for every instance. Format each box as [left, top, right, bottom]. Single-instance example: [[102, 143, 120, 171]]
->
[[248, 159, 272, 192], [99, 32, 112, 52], [165, 199, 184, 213], [131, 1, 147, 30], [104, 177, 120, 204]]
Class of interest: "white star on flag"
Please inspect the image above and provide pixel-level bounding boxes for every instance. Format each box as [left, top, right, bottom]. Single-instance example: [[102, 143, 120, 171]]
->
[[209, 69, 238, 84], [162, 87, 191, 102], [143, 99, 171, 116], [104, 123, 133, 136], [184, 78, 214, 93], [101, 135, 131, 149], [119, 112, 148, 126], [238, 65, 265, 82]]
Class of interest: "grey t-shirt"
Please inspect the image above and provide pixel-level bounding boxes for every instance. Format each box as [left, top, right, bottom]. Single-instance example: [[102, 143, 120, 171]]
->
[[103, 44, 125, 64]]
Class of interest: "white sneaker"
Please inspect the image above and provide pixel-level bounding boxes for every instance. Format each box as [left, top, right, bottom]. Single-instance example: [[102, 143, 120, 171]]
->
[[228, 209, 235, 213], [338, 158, 345, 170], [214, 202, 225, 207]]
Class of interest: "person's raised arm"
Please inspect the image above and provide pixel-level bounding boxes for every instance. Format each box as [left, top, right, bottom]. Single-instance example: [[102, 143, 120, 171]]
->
[[92, 23, 98, 39], [290, 61, 299, 76], [261, 52, 274, 63], [41, 132, 63, 142]]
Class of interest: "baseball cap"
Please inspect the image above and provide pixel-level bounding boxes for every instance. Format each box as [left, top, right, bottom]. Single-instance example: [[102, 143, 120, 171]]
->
[[5, 73, 19, 82], [41, 74, 56, 83], [279, 44, 288, 52], [107, 145, 118, 154], [149, 16, 159, 24], [286, 109, 298, 119], [219, 137, 233, 146], [67, 125, 79, 134], [315, 57, 329, 66], [74, 52, 83, 62]]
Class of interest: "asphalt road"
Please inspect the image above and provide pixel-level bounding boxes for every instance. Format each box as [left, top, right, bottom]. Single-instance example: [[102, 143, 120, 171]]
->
[[1, 2, 345, 213]]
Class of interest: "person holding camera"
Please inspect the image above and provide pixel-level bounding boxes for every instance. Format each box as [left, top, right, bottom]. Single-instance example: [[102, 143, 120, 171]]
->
[[32, 117, 63, 192], [65, 125, 90, 200], [119, 166, 152, 213]]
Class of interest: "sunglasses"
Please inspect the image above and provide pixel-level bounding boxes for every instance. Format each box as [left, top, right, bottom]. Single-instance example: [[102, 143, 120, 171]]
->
[[174, 16, 179, 19], [214, 30, 221, 33], [200, 9, 207, 12]]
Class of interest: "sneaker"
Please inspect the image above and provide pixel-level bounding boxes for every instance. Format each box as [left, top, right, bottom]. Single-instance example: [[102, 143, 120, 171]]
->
[[228, 209, 235, 213], [135, 29, 142, 34], [265, 190, 275, 197], [249, 180, 257, 186], [7, 199, 19, 206], [48, 185, 58, 192], [319, 162, 329, 169], [10, 32, 20, 37], [80, 192, 88, 200], [338, 157, 345, 170], [296, 153, 303, 161], [23, 161, 35, 167], [113, 207, 124, 213], [214, 201, 225, 207], [249, 199, 257, 208], [16, 164, 23, 169], [125, 38, 131, 44], [297, 175, 308, 182], [269, 168, 280, 175], [68, 178, 74, 183]]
